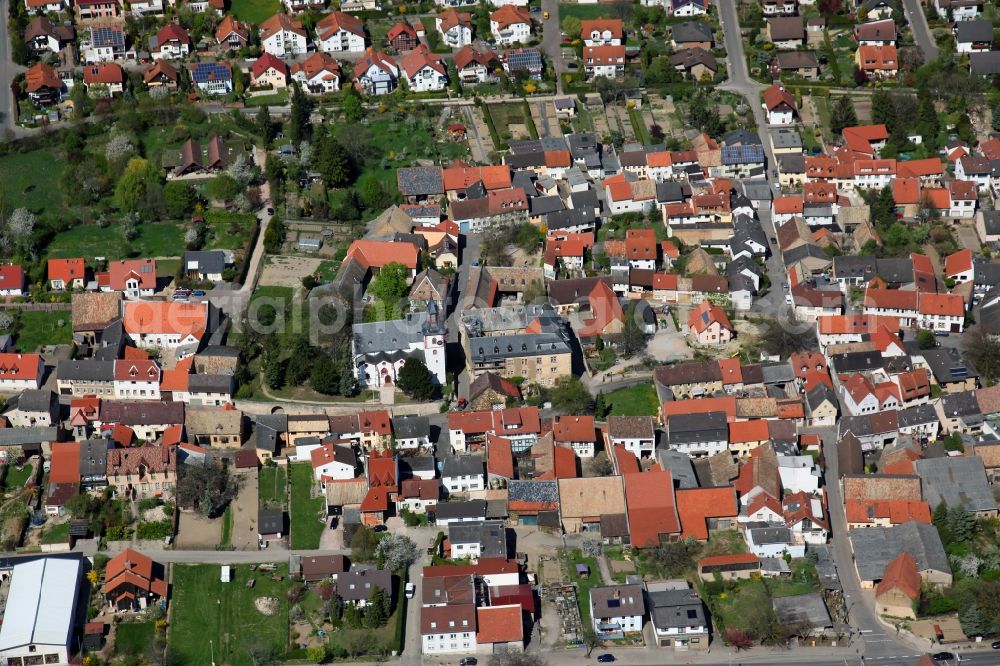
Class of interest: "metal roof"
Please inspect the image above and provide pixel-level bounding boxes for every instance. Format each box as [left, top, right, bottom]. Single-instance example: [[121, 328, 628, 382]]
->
[[0, 558, 81, 650]]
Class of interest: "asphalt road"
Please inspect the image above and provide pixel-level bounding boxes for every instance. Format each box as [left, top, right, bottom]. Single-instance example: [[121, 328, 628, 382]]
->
[[540, 0, 564, 94], [900, 0, 940, 63], [0, 0, 27, 136]]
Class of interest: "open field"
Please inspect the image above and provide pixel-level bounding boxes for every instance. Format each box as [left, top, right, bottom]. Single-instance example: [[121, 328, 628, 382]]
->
[[258, 466, 287, 509], [168, 564, 290, 666], [289, 463, 324, 549], [259, 256, 321, 289], [558, 3, 619, 20], [0, 149, 66, 215], [115, 621, 155, 657], [47, 222, 185, 259], [204, 210, 257, 251], [229, 0, 280, 24], [603, 383, 660, 417]]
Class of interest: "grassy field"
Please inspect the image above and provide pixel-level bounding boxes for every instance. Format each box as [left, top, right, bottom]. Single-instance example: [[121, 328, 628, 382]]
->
[[603, 382, 659, 417], [2, 463, 33, 490], [315, 260, 340, 282], [289, 463, 324, 549], [629, 107, 652, 145], [10, 310, 72, 352], [246, 91, 289, 107], [115, 622, 155, 656], [558, 3, 619, 20], [204, 210, 256, 251], [0, 149, 66, 215], [566, 549, 600, 626], [40, 521, 69, 544], [230, 0, 280, 23], [258, 466, 287, 509], [355, 117, 468, 206], [47, 222, 185, 259], [168, 564, 289, 666], [486, 103, 539, 143]]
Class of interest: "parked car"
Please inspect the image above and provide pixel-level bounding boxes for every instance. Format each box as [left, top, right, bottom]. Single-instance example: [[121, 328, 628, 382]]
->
[[596, 655, 615, 663], [372, 525, 387, 533], [993, 640, 1000, 649], [405, 582, 415, 598], [267, 207, 275, 215], [192, 290, 206, 296], [931, 653, 955, 662], [459, 658, 477, 666], [329, 517, 338, 529]]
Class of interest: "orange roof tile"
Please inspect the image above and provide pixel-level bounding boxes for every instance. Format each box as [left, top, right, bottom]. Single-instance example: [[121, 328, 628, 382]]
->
[[475, 605, 523, 644], [624, 468, 680, 547], [676, 486, 738, 540], [876, 552, 920, 600]]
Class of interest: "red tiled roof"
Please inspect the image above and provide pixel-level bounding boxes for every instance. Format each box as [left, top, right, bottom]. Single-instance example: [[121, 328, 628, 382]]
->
[[49, 441, 81, 485], [486, 435, 514, 479], [83, 63, 124, 85], [945, 248, 973, 277], [624, 468, 680, 547], [864, 288, 918, 312], [252, 52, 288, 80], [728, 419, 770, 444], [918, 292, 963, 317], [698, 553, 760, 568], [552, 415, 595, 443], [845, 499, 931, 525], [48, 258, 85, 285], [876, 552, 920, 600], [123, 301, 207, 340], [762, 83, 796, 112], [476, 605, 523, 644], [676, 486, 738, 540], [0, 353, 41, 381], [345, 239, 420, 270], [688, 300, 732, 334], [662, 396, 736, 421]]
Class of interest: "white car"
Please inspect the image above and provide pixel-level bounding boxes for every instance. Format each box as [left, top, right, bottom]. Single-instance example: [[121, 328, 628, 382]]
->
[[405, 582, 415, 598]]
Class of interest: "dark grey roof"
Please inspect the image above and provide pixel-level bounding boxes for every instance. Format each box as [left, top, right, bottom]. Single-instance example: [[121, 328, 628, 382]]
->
[[529, 195, 565, 216], [774, 50, 819, 69], [655, 449, 699, 489], [79, 439, 109, 478], [875, 257, 914, 284], [188, 374, 233, 393], [832, 255, 877, 281], [57, 359, 114, 382], [783, 243, 831, 266], [671, 20, 714, 43], [6, 389, 55, 414], [897, 403, 938, 429], [548, 276, 612, 306], [569, 189, 599, 211], [184, 250, 227, 274], [0, 427, 59, 445], [448, 520, 508, 558], [393, 414, 429, 440], [831, 350, 884, 374], [99, 400, 184, 426], [971, 52, 1000, 75], [566, 133, 599, 159], [770, 129, 802, 150], [806, 383, 837, 411], [777, 152, 806, 173], [590, 584, 646, 618], [667, 412, 727, 446], [337, 568, 392, 602], [922, 347, 978, 384], [506, 152, 545, 170], [442, 454, 483, 478], [723, 128, 761, 146], [721, 144, 766, 165], [655, 181, 685, 204], [739, 179, 773, 202], [353, 311, 441, 356], [849, 522, 950, 581], [772, 593, 831, 628], [760, 361, 795, 384], [974, 259, 1000, 288], [400, 455, 436, 476], [648, 588, 705, 630], [980, 212, 1000, 238], [259, 508, 283, 534], [956, 19, 993, 44], [469, 330, 572, 363], [915, 456, 998, 514], [397, 166, 444, 196], [200, 345, 240, 358], [981, 290, 1000, 335], [749, 525, 793, 545], [546, 207, 596, 231], [254, 413, 287, 432], [507, 479, 558, 503], [940, 390, 981, 419], [434, 499, 487, 521]]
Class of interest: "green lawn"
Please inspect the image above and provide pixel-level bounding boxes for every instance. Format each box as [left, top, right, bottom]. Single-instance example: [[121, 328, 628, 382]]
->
[[157, 258, 181, 279], [558, 3, 619, 20], [204, 210, 256, 251], [628, 107, 652, 145], [248, 285, 299, 341], [258, 465, 287, 510], [2, 463, 33, 490], [315, 260, 340, 282], [47, 222, 185, 259], [230, 0, 280, 24], [603, 383, 660, 417], [707, 577, 772, 633], [116, 622, 155, 656], [0, 149, 66, 215], [168, 564, 289, 666], [40, 521, 69, 544], [221, 506, 233, 547], [485, 103, 539, 144], [245, 90, 289, 107], [289, 463, 324, 549], [10, 310, 72, 352], [567, 549, 600, 626]]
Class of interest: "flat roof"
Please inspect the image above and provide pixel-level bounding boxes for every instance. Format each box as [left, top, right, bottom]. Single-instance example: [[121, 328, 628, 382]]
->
[[0, 557, 81, 650]]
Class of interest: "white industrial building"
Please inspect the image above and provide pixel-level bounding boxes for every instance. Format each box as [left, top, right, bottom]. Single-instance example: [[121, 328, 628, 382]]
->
[[0, 557, 82, 666]]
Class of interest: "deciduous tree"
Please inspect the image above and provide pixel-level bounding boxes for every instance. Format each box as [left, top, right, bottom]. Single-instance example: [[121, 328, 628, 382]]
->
[[396, 358, 436, 401]]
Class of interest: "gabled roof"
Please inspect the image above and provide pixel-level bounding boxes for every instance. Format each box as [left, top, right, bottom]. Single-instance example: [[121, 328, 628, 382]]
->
[[676, 486, 738, 540], [624, 468, 680, 547], [317, 10, 365, 39], [252, 52, 289, 79], [259, 13, 306, 41], [876, 552, 920, 600]]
